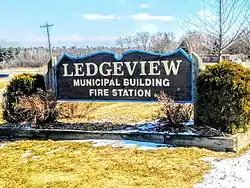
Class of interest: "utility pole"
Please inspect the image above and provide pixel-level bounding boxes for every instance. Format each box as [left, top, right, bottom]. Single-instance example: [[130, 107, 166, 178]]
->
[[40, 21, 54, 58], [40, 21, 54, 91]]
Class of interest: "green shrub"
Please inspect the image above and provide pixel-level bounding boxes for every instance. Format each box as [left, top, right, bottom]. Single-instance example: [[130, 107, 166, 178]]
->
[[196, 62, 250, 134], [2, 73, 58, 125], [6, 73, 46, 96]]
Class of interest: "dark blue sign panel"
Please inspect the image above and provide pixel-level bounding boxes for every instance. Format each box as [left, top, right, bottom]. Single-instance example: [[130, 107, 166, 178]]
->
[[54, 48, 193, 102]]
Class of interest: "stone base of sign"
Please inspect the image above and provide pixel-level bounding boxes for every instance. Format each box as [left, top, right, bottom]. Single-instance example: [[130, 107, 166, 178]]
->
[[0, 127, 250, 152]]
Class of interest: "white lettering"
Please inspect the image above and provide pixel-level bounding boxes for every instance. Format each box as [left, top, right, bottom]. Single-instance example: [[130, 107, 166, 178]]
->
[[162, 60, 181, 75], [99, 62, 112, 76], [163, 79, 170, 87], [140, 61, 147, 76], [148, 61, 161, 75], [124, 62, 138, 75], [111, 89, 151, 98], [86, 63, 98, 76], [89, 89, 95, 96], [89, 89, 109, 96], [74, 63, 84, 76], [112, 89, 117, 96], [113, 62, 124, 76], [73, 79, 80, 86], [63, 64, 73, 77], [124, 79, 129, 86]]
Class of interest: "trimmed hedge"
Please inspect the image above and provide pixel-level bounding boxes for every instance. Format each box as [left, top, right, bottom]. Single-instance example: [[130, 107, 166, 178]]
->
[[196, 62, 250, 134], [2, 73, 58, 125]]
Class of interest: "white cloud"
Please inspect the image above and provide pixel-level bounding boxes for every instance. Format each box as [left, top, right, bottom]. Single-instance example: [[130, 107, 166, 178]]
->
[[75, 12, 173, 22], [140, 4, 149, 9], [132, 13, 172, 21], [141, 24, 158, 33], [75, 13, 121, 20], [197, 10, 217, 21]]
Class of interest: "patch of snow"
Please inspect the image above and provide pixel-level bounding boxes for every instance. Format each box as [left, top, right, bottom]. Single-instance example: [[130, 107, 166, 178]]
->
[[113, 119, 196, 135], [111, 130, 139, 133], [200, 157, 218, 162], [32, 156, 40, 160], [194, 151, 250, 188], [112, 128, 198, 136], [21, 150, 32, 158], [46, 146, 68, 155], [181, 120, 194, 126], [170, 130, 198, 136], [138, 131, 163, 134], [21, 159, 28, 164], [72, 139, 173, 150], [72, 151, 81, 155], [0, 143, 6, 149], [137, 120, 160, 131]]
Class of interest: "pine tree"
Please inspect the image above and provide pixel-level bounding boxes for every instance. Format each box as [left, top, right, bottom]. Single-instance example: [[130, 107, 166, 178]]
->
[[179, 40, 190, 54], [0, 47, 17, 62]]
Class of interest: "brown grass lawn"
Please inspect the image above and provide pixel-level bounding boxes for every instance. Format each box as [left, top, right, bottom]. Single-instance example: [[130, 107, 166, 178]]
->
[[58, 102, 163, 124], [0, 140, 243, 188], [0, 82, 8, 89]]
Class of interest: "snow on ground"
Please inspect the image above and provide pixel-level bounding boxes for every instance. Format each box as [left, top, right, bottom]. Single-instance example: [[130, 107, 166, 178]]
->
[[194, 151, 250, 188], [46, 146, 68, 155], [181, 120, 195, 126], [113, 120, 198, 135], [0, 143, 5, 149], [21, 150, 32, 158], [72, 151, 81, 155], [73, 139, 174, 150], [137, 120, 160, 131], [31, 156, 40, 160]]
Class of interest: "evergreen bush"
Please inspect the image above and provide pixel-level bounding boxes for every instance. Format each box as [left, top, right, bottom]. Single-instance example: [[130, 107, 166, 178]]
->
[[2, 73, 58, 125], [196, 62, 250, 134]]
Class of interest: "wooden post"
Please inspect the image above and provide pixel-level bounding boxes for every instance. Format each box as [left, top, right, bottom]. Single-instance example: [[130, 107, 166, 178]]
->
[[191, 52, 203, 125], [47, 58, 52, 90], [46, 56, 57, 91]]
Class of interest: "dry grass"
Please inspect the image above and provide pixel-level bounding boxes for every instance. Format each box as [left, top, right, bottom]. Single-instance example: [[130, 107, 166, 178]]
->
[[0, 140, 243, 188], [0, 67, 40, 74], [58, 102, 163, 124], [0, 107, 3, 124], [0, 82, 8, 89]]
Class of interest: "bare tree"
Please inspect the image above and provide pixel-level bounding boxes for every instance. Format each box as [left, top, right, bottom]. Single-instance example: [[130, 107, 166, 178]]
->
[[150, 32, 177, 53], [116, 36, 134, 49], [133, 32, 152, 50], [226, 34, 250, 58], [180, 31, 214, 55], [183, 0, 250, 61], [116, 37, 125, 48], [116, 32, 178, 53]]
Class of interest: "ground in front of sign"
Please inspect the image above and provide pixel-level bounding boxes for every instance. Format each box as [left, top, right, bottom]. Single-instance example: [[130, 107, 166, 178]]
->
[[1, 139, 248, 188]]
